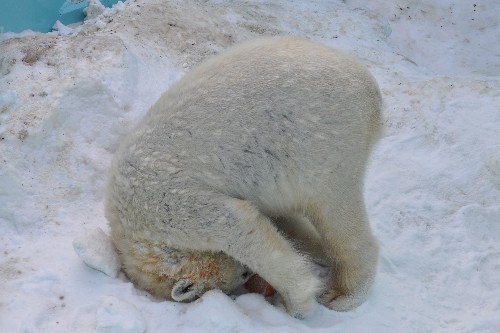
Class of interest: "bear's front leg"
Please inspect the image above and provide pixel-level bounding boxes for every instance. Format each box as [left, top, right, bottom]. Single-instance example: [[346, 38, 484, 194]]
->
[[200, 196, 324, 318]]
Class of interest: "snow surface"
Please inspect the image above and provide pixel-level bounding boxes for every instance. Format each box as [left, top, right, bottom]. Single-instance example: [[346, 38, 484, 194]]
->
[[1, 0, 499, 332]]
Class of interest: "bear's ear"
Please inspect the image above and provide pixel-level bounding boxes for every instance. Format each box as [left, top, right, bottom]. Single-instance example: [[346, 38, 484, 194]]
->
[[171, 279, 200, 301]]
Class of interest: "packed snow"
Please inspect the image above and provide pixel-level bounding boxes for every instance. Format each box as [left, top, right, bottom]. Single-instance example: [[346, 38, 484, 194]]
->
[[1, 0, 499, 332]]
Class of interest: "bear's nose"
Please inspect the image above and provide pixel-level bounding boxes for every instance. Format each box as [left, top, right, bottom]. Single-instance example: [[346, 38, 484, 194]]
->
[[241, 270, 252, 280]]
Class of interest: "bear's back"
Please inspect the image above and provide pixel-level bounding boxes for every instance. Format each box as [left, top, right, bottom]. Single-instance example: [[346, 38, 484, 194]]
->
[[144, 37, 381, 146], [112, 37, 382, 215]]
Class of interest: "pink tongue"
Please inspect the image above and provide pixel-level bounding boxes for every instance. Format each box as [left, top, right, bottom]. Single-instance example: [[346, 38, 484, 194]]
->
[[244, 274, 276, 297]]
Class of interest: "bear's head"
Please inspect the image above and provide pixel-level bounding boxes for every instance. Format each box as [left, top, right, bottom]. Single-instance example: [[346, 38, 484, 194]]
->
[[169, 251, 252, 302], [121, 248, 251, 302]]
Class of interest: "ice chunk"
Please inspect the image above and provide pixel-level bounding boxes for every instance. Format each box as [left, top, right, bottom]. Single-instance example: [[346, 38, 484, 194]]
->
[[85, 0, 106, 20], [52, 20, 74, 35]]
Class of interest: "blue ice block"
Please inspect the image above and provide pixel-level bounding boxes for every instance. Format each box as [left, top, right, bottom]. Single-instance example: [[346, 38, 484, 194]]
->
[[58, 1, 88, 26]]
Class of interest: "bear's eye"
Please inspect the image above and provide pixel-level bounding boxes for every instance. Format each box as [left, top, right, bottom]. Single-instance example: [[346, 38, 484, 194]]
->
[[172, 279, 199, 301], [180, 282, 194, 294], [241, 270, 251, 279]]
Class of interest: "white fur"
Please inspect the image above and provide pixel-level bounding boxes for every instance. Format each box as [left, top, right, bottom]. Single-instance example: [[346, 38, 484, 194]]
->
[[106, 37, 381, 318]]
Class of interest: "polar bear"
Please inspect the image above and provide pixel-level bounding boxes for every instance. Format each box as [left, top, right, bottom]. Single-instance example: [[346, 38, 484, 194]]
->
[[105, 37, 381, 318]]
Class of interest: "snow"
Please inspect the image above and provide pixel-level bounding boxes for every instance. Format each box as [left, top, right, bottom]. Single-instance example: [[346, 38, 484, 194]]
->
[[85, 0, 107, 21], [96, 296, 146, 333], [0, 0, 499, 332], [52, 21, 75, 36]]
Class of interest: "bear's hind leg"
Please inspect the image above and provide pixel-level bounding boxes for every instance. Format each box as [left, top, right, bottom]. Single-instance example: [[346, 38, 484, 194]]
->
[[306, 190, 379, 311]]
